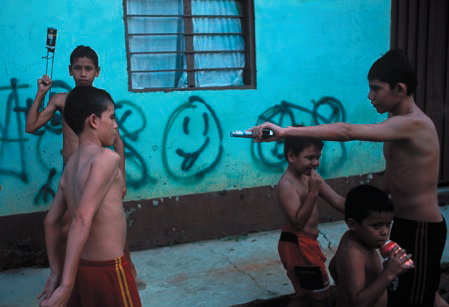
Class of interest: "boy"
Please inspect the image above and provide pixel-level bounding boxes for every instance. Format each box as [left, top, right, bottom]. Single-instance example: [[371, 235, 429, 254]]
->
[[277, 136, 345, 307], [329, 184, 412, 307], [250, 49, 447, 306], [25, 45, 126, 193], [26, 45, 135, 276], [37, 86, 141, 307]]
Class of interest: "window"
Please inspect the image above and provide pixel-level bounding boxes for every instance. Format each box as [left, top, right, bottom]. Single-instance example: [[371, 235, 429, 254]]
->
[[123, 0, 256, 92]]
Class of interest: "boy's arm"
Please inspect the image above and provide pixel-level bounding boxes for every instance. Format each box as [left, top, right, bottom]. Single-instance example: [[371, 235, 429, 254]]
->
[[25, 76, 62, 133], [250, 116, 421, 142], [42, 152, 121, 307], [37, 180, 68, 301], [277, 170, 321, 229], [337, 245, 407, 306], [318, 179, 345, 213], [112, 132, 126, 198]]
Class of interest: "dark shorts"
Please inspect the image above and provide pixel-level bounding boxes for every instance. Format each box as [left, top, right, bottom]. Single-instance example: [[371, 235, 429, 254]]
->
[[68, 254, 142, 307], [388, 216, 447, 306], [278, 227, 330, 301]]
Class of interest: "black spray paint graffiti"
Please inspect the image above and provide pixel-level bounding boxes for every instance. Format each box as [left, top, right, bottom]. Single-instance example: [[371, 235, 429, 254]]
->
[[0, 78, 30, 182], [162, 96, 223, 182], [115, 100, 156, 188], [251, 97, 347, 176]]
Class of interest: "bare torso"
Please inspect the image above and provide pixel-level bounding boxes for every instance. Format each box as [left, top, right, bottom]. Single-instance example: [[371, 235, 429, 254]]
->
[[62, 145, 126, 260], [383, 109, 442, 222], [278, 171, 320, 238], [331, 232, 387, 307]]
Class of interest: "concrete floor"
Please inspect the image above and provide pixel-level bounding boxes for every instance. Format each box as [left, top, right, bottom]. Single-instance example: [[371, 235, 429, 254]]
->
[[1, 206, 449, 307]]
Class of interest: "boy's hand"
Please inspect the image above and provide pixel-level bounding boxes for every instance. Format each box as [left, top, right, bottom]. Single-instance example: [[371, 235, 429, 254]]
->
[[37, 75, 52, 94], [383, 246, 414, 278], [308, 169, 322, 193], [249, 122, 282, 142], [37, 273, 59, 302]]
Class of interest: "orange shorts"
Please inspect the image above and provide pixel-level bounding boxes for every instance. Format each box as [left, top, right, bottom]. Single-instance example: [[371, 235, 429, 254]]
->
[[278, 226, 330, 301], [68, 254, 142, 307]]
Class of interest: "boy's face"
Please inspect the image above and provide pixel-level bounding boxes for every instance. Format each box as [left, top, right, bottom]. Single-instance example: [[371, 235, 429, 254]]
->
[[288, 145, 321, 176], [97, 103, 117, 147], [367, 79, 398, 114], [69, 57, 100, 87], [350, 211, 394, 249]]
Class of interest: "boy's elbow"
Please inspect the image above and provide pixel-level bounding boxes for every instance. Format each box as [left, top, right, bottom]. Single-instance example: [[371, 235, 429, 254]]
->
[[334, 123, 352, 141]]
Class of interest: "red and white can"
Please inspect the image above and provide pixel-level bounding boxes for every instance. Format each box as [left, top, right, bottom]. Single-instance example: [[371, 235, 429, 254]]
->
[[380, 240, 414, 267]]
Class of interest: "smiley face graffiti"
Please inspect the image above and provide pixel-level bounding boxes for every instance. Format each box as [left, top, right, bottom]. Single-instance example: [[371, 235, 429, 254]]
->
[[162, 96, 223, 181]]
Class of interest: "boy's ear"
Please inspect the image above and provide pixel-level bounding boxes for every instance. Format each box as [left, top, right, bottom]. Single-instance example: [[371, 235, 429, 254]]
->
[[346, 218, 359, 231], [87, 114, 98, 129], [394, 82, 407, 96], [287, 150, 296, 163], [96, 66, 100, 77], [68, 65, 73, 76]]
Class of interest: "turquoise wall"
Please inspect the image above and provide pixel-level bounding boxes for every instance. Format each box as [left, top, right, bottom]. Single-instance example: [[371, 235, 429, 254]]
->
[[0, 0, 390, 216]]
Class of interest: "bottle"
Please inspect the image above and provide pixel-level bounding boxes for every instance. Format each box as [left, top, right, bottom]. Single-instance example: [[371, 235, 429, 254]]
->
[[230, 128, 273, 138], [380, 240, 414, 267]]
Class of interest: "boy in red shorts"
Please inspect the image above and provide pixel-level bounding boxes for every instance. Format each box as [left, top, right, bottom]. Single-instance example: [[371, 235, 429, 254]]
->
[[37, 86, 141, 307], [277, 136, 344, 307]]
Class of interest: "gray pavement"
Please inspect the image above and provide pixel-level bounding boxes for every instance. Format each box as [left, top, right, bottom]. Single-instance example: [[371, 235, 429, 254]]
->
[[1, 205, 449, 307]]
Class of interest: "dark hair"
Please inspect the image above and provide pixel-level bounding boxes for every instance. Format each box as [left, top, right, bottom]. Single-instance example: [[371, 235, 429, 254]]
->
[[368, 49, 417, 95], [283, 137, 323, 160], [64, 86, 114, 135], [345, 184, 394, 223], [70, 45, 99, 68]]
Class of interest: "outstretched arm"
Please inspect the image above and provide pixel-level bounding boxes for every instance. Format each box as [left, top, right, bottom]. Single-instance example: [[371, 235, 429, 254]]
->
[[249, 116, 420, 143]]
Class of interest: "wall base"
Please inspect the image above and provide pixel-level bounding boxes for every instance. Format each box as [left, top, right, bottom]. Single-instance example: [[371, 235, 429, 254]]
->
[[0, 172, 391, 271]]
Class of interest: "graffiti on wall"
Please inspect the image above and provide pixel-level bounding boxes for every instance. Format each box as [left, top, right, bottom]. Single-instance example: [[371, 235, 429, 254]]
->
[[162, 96, 223, 182], [251, 97, 347, 175], [0, 78, 30, 182], [1, 79, 347, 207], [115, 100, 156, 188]]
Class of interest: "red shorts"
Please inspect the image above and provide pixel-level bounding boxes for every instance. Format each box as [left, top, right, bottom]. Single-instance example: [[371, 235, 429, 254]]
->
[[68, 254, 142, 307], [278, 225, 330, 301]]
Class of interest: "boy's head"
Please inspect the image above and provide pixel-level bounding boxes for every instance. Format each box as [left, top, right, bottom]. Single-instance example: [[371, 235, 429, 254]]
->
[[368, 49, 417, 96], [284, 136, 323, 176], [69, 45, 100, 86], [345, 184, 394, 223], [64, 86, 115, 136], [345, 185, 394, 248], [70, 45, 99, 68]]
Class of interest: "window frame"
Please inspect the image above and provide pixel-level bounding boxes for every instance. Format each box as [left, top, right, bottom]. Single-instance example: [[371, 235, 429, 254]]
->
[[122, 0, 256, 92]]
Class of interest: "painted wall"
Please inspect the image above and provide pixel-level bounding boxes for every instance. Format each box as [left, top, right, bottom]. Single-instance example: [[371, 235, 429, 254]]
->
[[0, 0, 390, 216]]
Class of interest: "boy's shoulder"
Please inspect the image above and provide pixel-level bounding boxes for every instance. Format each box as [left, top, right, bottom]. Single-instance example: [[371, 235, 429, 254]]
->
[[49, 92, 69, 109]]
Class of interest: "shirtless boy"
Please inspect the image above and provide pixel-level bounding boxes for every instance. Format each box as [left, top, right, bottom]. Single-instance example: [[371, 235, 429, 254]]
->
[[277, 136, 344, 307], [25, 45, 125, 190], [26, 46, 135, 276], [329, 184, 412, 307], [37, 86, 141, 307], [250, 49, 447, 306]]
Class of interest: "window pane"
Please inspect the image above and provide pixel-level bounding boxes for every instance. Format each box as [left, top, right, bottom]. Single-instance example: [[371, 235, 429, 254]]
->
[[129, 35, 185, 53], [128, 17, 184, 35], [127, 0, 184, 15], [131, 54, 185, 71], [132, 71, 182, 89]]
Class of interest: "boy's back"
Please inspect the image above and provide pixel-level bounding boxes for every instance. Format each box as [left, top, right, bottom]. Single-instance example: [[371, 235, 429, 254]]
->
[[330, 231, 387, 307], [62, 145, 125, 260]]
